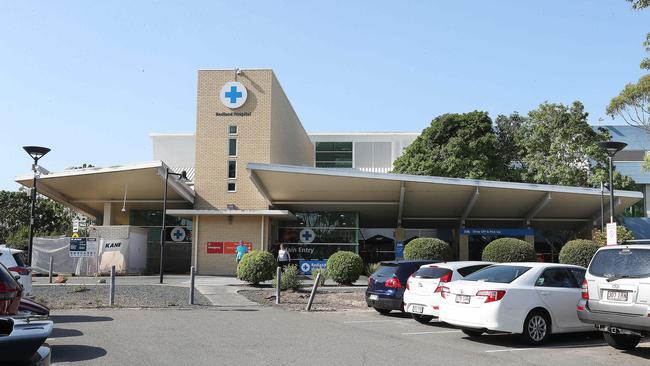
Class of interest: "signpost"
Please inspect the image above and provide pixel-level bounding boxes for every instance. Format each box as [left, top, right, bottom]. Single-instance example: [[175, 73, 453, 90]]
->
[[69, 237, 98, 258], [606, 222, 618, 246]]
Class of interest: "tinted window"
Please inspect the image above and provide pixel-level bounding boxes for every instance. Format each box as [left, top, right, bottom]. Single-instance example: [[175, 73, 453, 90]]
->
[[457, 264, 491, 277], [412, 267, 451, 279], [228, 161, 236, 179], [568, 268, 586, 286], [229, 138, 237, 156], [463, 265, 531, 284], [589, 248, 650, 278], [229, 125, 237, 135], [373, 264, 399, 277], [227, 182, 236, 192], [0, 264, 17, 286], [535, 268, 575, 288], [12, 253, 25, 267]]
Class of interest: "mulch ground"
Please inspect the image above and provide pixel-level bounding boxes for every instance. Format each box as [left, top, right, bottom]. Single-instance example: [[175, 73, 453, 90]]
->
[[238, 287, 368, 312]]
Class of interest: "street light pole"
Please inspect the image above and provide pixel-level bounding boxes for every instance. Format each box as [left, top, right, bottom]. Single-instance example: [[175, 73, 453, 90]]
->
[[23, 146, 50, 266], [600, 182, 605, 231], [159, 168, 187, 284], [598, 141, 627, 226]]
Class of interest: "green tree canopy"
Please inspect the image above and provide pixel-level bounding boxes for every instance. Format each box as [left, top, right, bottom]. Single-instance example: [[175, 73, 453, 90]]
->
[[393, 111, 505, 179]]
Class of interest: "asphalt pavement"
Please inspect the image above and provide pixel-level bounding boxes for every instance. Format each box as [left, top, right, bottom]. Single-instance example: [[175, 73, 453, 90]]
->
[[47, 307, 650, 366]]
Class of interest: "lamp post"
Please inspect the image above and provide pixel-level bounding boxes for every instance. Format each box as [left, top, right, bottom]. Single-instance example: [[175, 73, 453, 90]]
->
[[598, 141, 627, 224], [159, 168, 188, 284], [23, 146, 51, 265]]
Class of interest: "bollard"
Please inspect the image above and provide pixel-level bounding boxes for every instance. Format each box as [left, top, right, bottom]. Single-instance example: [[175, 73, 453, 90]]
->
[[189, 266, 196, 305], [275, 266, 281, 304], [109, 265, 116, 306], [48, 256, 53, 284], [306, 273, 321, 311]]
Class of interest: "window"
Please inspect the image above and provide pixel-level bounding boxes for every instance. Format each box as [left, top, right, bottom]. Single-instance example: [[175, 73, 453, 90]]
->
[[229, 138, 237, 156], [589, 248, 650, 278], [229, 125, 237, 135], [463, 265, 531, 284], [568, 268, 586, 287], [227, 182, 236, 192], [535, 268, 575, 288], [315, 142, 353, 168], [457, 264, 492, 277], [412, 267, 452, 279], [228, 161, 236, 179]]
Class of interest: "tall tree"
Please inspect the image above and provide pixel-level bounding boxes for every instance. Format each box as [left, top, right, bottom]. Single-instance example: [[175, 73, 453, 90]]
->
[[393, 111, 505, 180], [494, 112, 526, 181]]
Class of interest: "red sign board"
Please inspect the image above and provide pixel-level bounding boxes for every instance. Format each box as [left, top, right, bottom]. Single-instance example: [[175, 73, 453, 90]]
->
[[207, 241, 253, 254]]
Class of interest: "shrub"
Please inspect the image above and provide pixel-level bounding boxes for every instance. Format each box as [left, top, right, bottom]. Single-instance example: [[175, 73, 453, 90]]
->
[[403, 238, 452, 261], [559, 239, 602, 268], [273, 264, 302, 291], [327, 251, 364, 285], [593, 225, 634, 245], [236, 250, 276, 285], [481, 237, 536, 263], [311, 268, 328, 286], [365, 262, 381, 277]]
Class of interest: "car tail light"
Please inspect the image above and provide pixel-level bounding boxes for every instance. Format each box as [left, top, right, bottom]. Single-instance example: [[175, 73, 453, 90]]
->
[[476, 290, 506, 303], [406, 278, 410, 290], [0, 283, 18, 301], [577, 305, 585, 311], [440, 286, 450, 299], [435, 270, 453, 293], [368, 277, 372, 286], [581, 279, 589, 300], [385, 275, 402, 289], [8, 266, 30, 276]]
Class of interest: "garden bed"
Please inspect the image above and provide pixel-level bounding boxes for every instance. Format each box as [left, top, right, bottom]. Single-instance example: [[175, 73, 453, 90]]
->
[[238, 287, 368, 312]]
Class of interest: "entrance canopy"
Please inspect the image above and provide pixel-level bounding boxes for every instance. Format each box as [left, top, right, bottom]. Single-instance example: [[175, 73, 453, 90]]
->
[[248, 163, 643, 229], [15, 161, 195, 219]]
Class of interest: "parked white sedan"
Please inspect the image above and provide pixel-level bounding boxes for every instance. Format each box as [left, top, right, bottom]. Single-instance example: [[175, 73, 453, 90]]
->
[[439, 262, 593, 345], [403, 261, 492, 323]]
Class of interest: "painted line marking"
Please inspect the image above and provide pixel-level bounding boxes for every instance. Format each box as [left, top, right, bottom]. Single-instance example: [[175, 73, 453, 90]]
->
[[485, 342, 610, 353], [402, 330, 462, 335], [485, 348, 534, 353], [343, 319, 398, 324]]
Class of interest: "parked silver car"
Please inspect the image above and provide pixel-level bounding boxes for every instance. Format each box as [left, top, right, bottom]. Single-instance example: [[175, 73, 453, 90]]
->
[[577, 245, 650, 350]]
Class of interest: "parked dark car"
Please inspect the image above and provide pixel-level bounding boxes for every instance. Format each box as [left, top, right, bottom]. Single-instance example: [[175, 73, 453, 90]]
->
[[366, 260, 439, 314], [0, 263, 22, 316], [0, 317, 52, 365]]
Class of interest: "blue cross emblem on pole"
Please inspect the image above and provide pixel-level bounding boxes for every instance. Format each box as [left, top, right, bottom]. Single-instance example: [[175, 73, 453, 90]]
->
[[302, 231, 313, 241], [225, 86, 242, 104], [173, 229, 183, 240]]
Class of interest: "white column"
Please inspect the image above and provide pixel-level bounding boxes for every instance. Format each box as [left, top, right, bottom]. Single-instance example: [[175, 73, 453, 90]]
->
[[103, 202, 112, 226]]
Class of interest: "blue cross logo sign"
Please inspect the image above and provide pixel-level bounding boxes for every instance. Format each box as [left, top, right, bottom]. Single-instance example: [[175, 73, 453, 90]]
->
[[170, 227, 186, 242], [220, 81, 248, 109], [299, 228, 315, 244]]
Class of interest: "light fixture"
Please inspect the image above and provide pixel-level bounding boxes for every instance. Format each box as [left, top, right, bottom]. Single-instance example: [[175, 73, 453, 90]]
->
[[597, 141, 627, 224], [598, 141, 627, 157], [23, 146, 51, 162], [23, 145, 51, 265]]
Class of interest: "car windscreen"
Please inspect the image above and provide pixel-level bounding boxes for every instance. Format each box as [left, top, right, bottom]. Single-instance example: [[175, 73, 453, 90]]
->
[[412, 267, 450, 279], [462, 265, 531, 284], [589, 248, 650, 279], [0, 264, 17, 286], [373, 264, 399, 277]]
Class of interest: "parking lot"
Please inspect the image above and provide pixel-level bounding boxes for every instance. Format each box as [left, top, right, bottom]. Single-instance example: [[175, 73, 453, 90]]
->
[[47, 307, 650, 366]]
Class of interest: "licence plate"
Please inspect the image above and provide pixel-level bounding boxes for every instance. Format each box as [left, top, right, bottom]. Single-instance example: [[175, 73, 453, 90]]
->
[[369, 294, 379, 301], [455, 295, 470, 304], [412, 305, 424, 314], [607, 290, 628, 302]]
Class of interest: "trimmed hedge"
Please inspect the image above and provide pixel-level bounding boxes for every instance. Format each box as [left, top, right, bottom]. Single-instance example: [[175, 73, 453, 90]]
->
[[593, 225, 634, 245], [236, 250, 276, 285], [403, 237, 452, 261], [273, 264, 302, 291], [481, 237, 536, 263], [327, 251, 364, 285], [559, 239, 602, 268]]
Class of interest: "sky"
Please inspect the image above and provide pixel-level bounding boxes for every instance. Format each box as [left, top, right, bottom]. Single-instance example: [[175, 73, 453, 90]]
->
[[0, 1, 648, 190]]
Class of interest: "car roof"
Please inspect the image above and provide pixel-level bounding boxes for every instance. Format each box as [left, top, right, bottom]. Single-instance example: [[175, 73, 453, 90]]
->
[[418, 261, 492, 270], [380, 260, 439, 265], [599, 244, 650, 250], [0, 246, 23, 255], [494, 262, 586, 269]]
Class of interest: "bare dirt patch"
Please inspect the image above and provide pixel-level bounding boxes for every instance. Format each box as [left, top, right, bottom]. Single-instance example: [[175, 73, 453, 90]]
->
[[239, 287, 368, 312]]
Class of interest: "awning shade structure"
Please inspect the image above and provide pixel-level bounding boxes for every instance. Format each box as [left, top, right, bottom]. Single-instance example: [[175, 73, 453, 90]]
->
[[15, 161, 195, 219], [248, 163, 643, 229]]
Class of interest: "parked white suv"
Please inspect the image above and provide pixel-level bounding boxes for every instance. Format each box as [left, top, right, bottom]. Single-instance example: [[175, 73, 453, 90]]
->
[[577, 245, 650, 350], [0, 245, 32, 296]]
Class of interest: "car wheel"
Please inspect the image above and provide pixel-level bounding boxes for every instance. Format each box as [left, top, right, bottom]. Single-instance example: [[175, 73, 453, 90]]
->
[[522, 310, 551, 345], [461, 329, 483, 337], [603, 332, 641, 350], [374, 308, 391, 315], [412, 314, 433, 324]]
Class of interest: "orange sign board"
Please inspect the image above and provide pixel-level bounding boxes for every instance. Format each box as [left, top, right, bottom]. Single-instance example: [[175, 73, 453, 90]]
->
[[207, 241, 253, 254]]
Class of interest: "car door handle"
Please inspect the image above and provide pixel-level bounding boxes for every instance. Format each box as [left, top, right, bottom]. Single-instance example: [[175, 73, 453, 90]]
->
[[540, 291, 550, 296]]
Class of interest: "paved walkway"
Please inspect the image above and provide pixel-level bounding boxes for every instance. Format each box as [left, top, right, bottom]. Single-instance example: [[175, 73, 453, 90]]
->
[[32, 275, 368, 307]]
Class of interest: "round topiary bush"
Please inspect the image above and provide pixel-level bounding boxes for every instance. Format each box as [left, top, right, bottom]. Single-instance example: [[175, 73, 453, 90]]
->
[[273, 264, 302, 291], [481, 237, 536, 263], [327, 251, 364, 285], [403, 237, 452, 261], [236, 250, 276, 285], [559, 239, 603, 268]]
